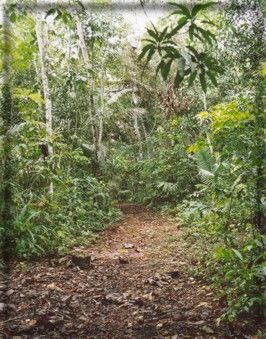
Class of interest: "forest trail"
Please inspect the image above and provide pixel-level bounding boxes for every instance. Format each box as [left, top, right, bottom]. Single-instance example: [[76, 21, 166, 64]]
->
[[3, 204, 255, 338]]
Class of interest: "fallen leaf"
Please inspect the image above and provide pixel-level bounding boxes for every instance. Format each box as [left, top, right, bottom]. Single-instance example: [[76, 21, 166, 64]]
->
[[47, 283, 64, 293], [202, 325, 215, 334], [196, 301, 209, 308], [28, 319, 37, 326]]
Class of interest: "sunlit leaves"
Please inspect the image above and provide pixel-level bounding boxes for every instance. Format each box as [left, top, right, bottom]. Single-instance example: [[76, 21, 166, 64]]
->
[[13, 88, 44, 105], [261, 62, 266, 76], [196, 101, 253, 134]]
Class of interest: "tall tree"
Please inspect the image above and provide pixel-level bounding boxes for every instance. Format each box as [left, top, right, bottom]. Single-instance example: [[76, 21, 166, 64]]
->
[[35, 7, 54, 194]]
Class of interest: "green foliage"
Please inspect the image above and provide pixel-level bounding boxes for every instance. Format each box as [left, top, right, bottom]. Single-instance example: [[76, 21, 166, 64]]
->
[[12, 176, 119, 258], [1, 1, 264, 325], [178, 100, 266, 319], [6, 105, 119, 258], [104, 117, 196, 207], [139, 1, 223, 92], [214, 235, 266, 321]]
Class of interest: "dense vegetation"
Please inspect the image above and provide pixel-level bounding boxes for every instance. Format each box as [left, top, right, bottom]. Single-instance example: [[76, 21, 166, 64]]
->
[[0, 0, 265, 324]]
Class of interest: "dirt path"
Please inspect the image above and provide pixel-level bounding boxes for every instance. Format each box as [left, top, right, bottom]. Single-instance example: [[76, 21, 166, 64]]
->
[[2, 204, 259, 338]]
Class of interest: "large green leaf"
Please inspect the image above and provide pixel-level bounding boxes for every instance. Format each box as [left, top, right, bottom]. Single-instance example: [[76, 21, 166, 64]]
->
[[161, 59, 173, 80], [162, 46, 181, 58], [199, 71, 207, 93], [156, 60, 165, 76], [174, 70, 184, 88], [196, 26, 216, 45], [187, 70, 197, 87], [188, 24, 195, 41], [187, 45, 199, 58], [158, 27, 169, 42], [168, 3, 191, 18], [139, 44, 155, 60], [191, 2, 216, 17], [145, 48, 156, 64], [147, 28, 159, 40], [206, 71, 218, 86]]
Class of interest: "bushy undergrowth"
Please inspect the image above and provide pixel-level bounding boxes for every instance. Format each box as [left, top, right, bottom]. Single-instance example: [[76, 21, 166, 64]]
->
[[179, 200, 266, 320], [4, 108, 120, 258], [104, 117, 197, 207], [176, 100, 266, 320], [12, 176, 119, 258]]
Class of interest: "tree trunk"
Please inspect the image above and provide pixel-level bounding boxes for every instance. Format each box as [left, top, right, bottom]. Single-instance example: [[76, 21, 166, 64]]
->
[[35, 9, 53, 195], [76, 18, 101, 176]]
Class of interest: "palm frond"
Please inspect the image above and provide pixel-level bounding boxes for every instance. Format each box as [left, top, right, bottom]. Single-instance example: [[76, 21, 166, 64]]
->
[[194, 148, 216, 185]]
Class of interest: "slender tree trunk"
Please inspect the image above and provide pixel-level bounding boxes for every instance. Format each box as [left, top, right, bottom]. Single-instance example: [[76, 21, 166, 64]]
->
[[133, 113, 143, 158], [76, 19, 96, 141], [251, 4, 265, 233], [98, 74, 104, 163], [254, 73, 265, 233], [76, 18, 101, 176], [35, 9, 53, 194]]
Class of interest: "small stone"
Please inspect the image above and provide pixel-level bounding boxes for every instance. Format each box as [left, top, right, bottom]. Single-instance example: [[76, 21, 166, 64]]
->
[[124, 243, 134, 249], [173, 313, 183, 321], [0, 302, 6, 312], [156, 323, 163, 329], [6, 289, 14, 296], [137, 315, 144, 323]]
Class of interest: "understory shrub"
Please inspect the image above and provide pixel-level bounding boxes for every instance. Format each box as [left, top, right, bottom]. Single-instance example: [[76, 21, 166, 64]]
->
[[6, 107, 120, 258], [177, 100, 266, 320], [12, 176, 119, 258], [104, 117, 197, 207]]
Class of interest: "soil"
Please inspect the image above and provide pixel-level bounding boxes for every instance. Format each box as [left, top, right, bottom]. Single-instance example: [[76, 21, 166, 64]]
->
[[0, 204, 264, 338]]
